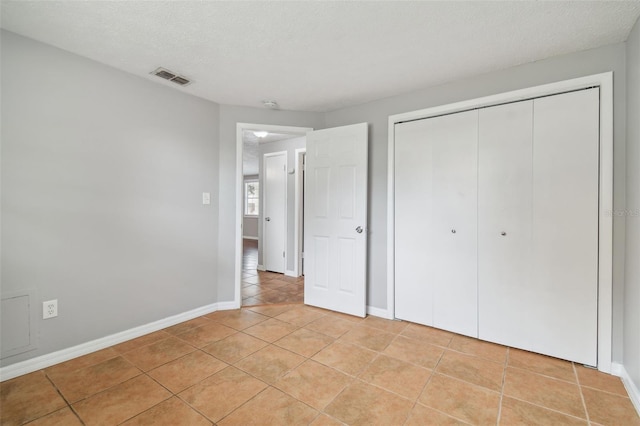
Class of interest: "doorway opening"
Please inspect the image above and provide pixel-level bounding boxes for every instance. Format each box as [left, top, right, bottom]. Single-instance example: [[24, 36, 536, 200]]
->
[[236, 123, 312, 307]]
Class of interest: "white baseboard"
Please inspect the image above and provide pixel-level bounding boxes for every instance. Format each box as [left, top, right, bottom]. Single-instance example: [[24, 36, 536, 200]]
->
[[257, 265, 266, 271], [284, 270, 298, 278], [217, 300, 241, 310], [242, 236, 258, 240], [366, 305, 393, 319], [612, 362, 640, 416], [0, 302, 223, 382]]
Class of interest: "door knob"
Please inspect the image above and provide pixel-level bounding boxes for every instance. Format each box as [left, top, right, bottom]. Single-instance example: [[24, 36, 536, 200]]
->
[[501, 231, 507, 236], [451, 229, 456, 234], [356, 226, 363, 233], [265, 217, 271, 222]]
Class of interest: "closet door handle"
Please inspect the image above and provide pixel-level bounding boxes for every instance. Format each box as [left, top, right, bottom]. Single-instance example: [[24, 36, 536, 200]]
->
[[451, 229, 457, 234], [501, 231, 507, 236], [356, 226, 363, 234], [265, 217, 271, 222]]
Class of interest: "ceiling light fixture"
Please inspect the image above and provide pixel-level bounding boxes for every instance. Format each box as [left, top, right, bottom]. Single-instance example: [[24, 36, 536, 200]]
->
[[262, 100, 278, 109], [253, 131, 269, 138]]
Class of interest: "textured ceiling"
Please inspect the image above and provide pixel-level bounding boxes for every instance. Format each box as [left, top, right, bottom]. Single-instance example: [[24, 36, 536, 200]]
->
[[2, 1, 639, 112], [243, 131, 300, 176]]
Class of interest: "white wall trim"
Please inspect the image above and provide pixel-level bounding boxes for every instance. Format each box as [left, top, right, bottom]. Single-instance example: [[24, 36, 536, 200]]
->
[[0, 301, 236, 382], [387, 72, 614, 373], [242, 236, 258, 241], [293, 148, 307, 277], [217, 300, 241, 311], [366, 305, 393, 319], [257, 264, 266, 271], [285, 269, 297, 278], [612, 362, 640, 416], [235, 124, 313, 311]]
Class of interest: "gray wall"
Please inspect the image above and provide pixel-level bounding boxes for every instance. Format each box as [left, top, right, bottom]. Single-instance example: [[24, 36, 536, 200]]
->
[[258, 136, 306, 272], [0, 31, 221, 365], [242, 175, 259, 239], [625, 17, 640, 393], [216, 106, 324, 302], [324, 42, 628, 361], [243, 217, 259, 239]]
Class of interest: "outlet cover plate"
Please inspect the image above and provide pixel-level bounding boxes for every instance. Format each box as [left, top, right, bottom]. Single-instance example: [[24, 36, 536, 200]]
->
[[43, 299, 58, 319]]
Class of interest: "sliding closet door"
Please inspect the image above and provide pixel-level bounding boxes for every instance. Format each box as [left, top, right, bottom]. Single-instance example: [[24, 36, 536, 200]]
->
[[478, 101, 534, 347], [396, 111, 478, 336], [530, 89, 599, 365]]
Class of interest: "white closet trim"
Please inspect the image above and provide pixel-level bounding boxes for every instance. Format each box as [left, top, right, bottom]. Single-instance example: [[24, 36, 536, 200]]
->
[[387, 72, 614, 373]]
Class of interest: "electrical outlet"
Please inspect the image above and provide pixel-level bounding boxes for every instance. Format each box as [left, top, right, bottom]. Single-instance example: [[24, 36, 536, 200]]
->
[[43, 299, 58, 319]]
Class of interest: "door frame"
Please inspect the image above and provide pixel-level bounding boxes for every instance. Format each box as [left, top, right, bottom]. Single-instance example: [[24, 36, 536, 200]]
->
[[387, 72, 614, 373], [235, 123, 313, 307], [262, 151, 288, 273], [294, 148, 306, 277]]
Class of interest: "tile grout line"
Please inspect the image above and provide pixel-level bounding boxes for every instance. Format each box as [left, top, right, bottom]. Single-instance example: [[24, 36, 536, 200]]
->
[[506, 363, 583, 385], [401, 342, 447, 426], [574, 362, 593, 425], [496, 346, 509, 425], [174, 391, 217, 424], [50, 339, 215, 424], [115, 372, 174, 426], [214, 384, 272, 424], [41, 373, 86, 425], [139, 351, 232, 424], [499, 351, 592, 422], [313, 327, 414, 422], [503, 394, 595, 423]]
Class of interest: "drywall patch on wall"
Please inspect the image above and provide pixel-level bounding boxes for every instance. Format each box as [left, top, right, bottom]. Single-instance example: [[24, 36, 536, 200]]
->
[[1, 291, 37, 359]]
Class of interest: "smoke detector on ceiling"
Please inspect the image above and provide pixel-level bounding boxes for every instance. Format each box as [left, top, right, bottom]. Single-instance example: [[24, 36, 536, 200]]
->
[[150, 67, 192, 86], [262, 100, 278, 109]]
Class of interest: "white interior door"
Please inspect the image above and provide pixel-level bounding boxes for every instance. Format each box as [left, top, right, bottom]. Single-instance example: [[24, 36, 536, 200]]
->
[[304, 123, 368, 317], [263, 152, 286, 273]]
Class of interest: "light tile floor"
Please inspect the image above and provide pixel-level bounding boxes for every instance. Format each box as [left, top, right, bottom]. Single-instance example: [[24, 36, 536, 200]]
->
[[2, 304, 639, 425], [242, 239, 304, 306]]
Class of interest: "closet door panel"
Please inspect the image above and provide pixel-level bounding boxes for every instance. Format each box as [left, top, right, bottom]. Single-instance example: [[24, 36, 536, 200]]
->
[[395, 119, 435, 326], [531, 88, 599, 366], [430, 111, 478, 337], [395, 110, 478, 337], [532, 89, 599, 365], [478, 100, 534, 346]]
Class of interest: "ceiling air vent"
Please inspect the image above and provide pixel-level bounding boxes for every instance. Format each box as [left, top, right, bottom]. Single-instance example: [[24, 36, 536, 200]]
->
[[150, 67, 192, 86]]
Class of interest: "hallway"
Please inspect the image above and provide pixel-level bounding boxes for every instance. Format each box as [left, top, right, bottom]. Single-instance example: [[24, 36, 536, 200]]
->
[[242, 239, 304, 306]]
